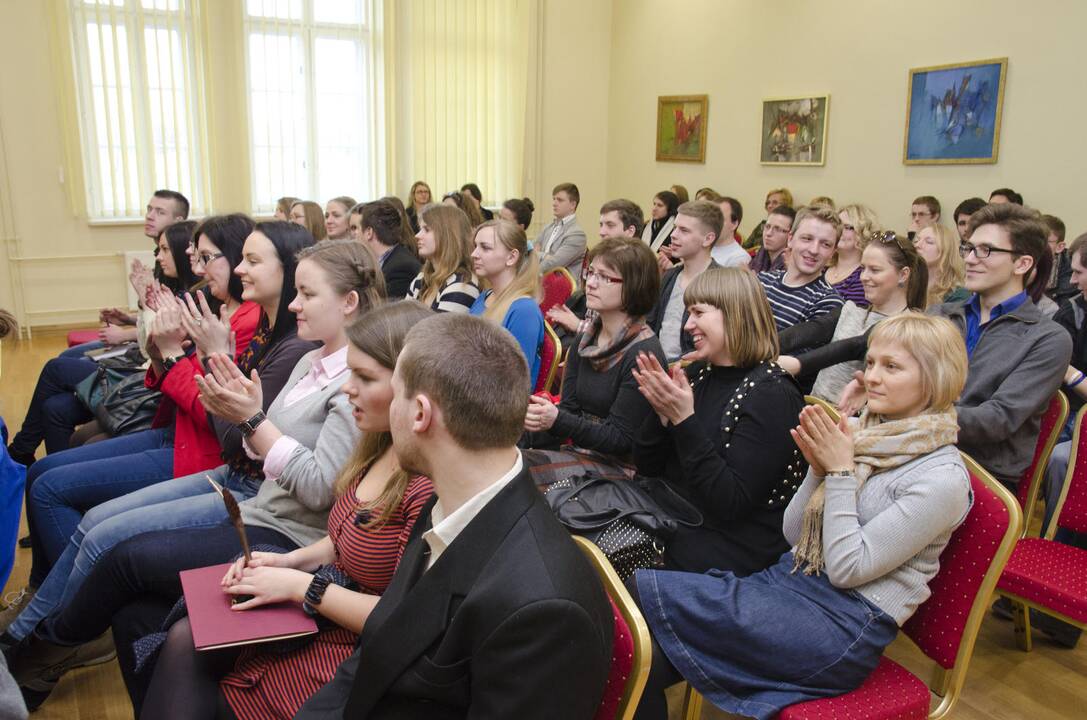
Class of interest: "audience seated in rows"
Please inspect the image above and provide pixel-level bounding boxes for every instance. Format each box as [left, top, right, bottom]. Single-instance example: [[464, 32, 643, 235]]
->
[[632, 313, 973, 720], [647, 200, 722, 362], [535, 182, 587, 283], [634, 268, 806, 575], [748, 204, 794, 273], [406, 204, 481, 312], [523, 237, 665, 484], [5, 238, 381, 710], [469, 220, 545, 382]]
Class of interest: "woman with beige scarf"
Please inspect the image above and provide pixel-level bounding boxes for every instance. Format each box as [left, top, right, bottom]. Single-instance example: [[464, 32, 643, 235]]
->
[[630, 312, 973, 720]]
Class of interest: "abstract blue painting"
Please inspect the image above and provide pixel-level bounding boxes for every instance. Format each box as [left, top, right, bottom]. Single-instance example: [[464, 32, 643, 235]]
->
[[903, 58, 1007, 165]]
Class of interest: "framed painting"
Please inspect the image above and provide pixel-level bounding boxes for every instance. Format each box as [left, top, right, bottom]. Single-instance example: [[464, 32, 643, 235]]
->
[[760, 95, 829, 166], [903, 57, 1007, 165], [656, 95, 708, 163]]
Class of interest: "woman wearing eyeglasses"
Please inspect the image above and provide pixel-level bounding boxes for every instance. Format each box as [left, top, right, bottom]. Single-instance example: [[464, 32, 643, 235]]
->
[[777, 230, 929, 403], [522, 237, 666, 485]]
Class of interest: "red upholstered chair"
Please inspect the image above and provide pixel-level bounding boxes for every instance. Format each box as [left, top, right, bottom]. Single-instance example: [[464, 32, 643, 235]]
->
[[534, 321, 561, 394], [573, 536, 651, 720], [681, 453, 1021, 720], [997, 404, 1087, 651], [1014, 391, 1068, 536], [539, 267, 576, 316], [66, 329, 100, 347]]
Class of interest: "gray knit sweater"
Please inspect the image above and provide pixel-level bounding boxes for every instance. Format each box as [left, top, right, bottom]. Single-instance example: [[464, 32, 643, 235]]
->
[[240, 349, 361, 546], [782, 444, 973, 625]]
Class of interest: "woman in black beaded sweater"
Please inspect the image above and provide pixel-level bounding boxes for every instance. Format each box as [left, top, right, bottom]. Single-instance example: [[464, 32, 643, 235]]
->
[[633, 267, 806, 575], [522, 237, 667, 484]]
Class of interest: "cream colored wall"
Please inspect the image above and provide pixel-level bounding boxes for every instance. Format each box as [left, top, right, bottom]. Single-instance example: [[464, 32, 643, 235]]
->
[[605, 0, 1087, 240]]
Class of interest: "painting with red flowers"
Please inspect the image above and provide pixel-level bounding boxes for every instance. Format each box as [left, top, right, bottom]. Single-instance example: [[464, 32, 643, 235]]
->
[[760, 95, 829, 166], [656, 95, 708, 163]]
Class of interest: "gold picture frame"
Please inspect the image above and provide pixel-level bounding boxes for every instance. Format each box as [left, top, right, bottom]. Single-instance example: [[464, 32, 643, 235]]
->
[[759, 95, 829, 166], [656, 95, 708, 163], [903, 57, 1007, 165]]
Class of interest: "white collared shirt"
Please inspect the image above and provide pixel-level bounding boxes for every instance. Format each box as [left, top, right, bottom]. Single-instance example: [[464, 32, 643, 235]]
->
[[422, 452, 524, 570], [543, 214, 576, 255]]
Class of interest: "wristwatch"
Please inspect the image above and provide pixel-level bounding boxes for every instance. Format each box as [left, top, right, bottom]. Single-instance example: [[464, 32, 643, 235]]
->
[[162, 355, 183, 373], [302, 575, 332, 616], [236, 410, 267, 437], [824, 469, 854, 477]]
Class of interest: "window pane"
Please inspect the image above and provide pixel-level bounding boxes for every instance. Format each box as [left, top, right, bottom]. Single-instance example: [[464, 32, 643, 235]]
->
[[245, 0, 302, 20], [248, 31, 309, 208], [86, 22, 140, 216], [314, 36, 367, 200], [145, 27, 191, 195], [141, 0, 182, 10], [313, 0, 363, 25]]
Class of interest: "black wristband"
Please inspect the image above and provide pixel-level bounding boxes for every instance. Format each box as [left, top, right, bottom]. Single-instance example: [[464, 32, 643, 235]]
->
[[302, 574, 332, 616]]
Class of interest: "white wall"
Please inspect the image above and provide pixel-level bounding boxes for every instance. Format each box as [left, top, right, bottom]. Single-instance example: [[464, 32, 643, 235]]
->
[[605, 0, 1087, 239]]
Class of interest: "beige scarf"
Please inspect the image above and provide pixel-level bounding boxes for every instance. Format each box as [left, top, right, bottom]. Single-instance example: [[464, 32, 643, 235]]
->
[[792, 409, 959, 575]]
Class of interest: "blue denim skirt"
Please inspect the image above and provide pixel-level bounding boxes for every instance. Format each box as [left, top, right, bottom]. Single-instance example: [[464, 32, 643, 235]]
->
[[637, 552, 899, 720]]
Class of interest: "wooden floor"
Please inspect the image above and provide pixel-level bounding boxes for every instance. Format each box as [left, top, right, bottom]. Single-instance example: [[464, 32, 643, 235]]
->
[[0, 332, 1084, 719]]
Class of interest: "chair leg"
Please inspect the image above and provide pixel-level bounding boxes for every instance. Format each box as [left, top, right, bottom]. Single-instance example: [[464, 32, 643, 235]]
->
[[681, 684, 703, 720], [1011, 600, 1033, 652]]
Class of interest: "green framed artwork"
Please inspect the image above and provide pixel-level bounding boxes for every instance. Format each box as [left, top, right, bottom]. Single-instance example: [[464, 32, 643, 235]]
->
[[656, 95, 708, 163], [903, 57, 1007, 165], [760, 95, 829, 166]]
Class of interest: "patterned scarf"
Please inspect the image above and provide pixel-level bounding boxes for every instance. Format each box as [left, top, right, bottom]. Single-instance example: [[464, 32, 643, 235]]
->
[[792, 408, 959, 575], [577, 316, 655, 373]]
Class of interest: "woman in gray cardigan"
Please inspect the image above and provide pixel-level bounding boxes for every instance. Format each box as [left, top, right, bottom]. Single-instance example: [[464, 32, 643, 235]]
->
[[631, 313, 974, 720], [7, 240, 388, 709]]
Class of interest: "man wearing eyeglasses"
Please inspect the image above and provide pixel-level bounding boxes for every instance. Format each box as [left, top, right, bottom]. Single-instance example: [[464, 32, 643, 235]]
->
[[907, 195, 941, 241], [749, 205, 796, 273], [841, 203, 1070, 491]]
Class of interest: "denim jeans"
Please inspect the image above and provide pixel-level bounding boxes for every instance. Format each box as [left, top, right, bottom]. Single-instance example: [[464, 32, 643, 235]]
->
[[9, 350, 99, 456], [26, 428, 176, 580], [8, 464, 262, 643]]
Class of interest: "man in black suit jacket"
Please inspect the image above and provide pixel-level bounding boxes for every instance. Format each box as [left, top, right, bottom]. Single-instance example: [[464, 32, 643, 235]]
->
[[296, 313, 613, 720], [355, 200, 422, 299]]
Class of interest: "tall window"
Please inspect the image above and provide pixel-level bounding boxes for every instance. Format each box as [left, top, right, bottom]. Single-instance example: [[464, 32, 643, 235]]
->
[[68, 0, 208, 220], [245, 0, 376, 213]]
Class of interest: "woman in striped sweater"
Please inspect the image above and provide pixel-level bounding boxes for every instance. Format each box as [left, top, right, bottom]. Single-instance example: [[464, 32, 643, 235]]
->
[[138, 300, 436, 720], [406, 204, 480, 312]]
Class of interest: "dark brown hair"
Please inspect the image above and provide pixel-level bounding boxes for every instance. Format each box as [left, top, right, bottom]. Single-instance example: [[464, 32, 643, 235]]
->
[[967, 202, 1052, 302], [586, 236, 661, 317]]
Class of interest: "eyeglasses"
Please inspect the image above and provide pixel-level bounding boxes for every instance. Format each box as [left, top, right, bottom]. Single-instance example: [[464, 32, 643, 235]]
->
[[910, 210, 933, 219], [584, 268, 623, 285], [959, 242, 1021, 259], [763, 224, 791, 236], [196, 251, 225, 266]]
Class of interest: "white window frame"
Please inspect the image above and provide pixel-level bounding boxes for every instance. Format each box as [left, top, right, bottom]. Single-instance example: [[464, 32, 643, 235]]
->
[[67, 0, 209, 221], [243, 0, 376, 214]]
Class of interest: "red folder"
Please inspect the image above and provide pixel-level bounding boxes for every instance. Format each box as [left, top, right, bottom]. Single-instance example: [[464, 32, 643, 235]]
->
[[180, 563, 318, 651]]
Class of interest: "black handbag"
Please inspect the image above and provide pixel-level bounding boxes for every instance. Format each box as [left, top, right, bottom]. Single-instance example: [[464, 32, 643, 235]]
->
[[544, 472, 702, 579], [94, 372, 162, 436], [74, 345, 148, 413]]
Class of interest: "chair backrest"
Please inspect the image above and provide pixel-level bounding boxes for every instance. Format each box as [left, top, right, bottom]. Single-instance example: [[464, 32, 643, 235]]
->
[[573, 536, 651, 720], [1016, 391, 1068, 530], [1050, 404, 1087, 536], [534, 321, 561, 394], [539, 267, 576, 316], [804, 394, 841, 422], [901, 453, 1021, 717]]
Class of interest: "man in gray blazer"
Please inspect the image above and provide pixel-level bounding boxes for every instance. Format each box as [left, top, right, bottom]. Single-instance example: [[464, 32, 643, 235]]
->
[[535, 182, 587, 285]]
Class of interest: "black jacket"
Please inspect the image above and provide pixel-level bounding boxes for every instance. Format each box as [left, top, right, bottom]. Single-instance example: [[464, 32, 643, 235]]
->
[[381, 243, 423, 300], [295, 467, 613, 720]]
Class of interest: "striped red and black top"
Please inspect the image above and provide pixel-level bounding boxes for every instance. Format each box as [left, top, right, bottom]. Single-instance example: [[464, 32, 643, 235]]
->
[[220, 472, 434, 719]]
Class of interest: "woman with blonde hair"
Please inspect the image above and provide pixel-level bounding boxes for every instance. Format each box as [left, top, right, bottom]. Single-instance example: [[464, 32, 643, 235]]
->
[[825, 204, 880, 306], [289, 201, 328, 242], [404, 181, 431, 234], [469, 220, 545, 381], [914, 223, 969, 305], [324, 196, 356, 241], [633, 312, 972, 720], [633, 267, 806, 576], [407, 204, 480, 312]]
